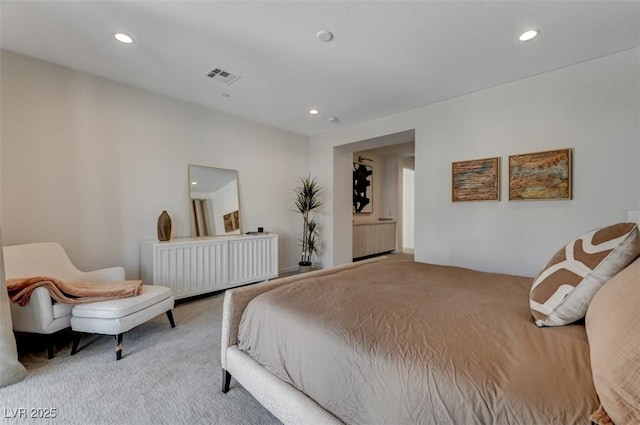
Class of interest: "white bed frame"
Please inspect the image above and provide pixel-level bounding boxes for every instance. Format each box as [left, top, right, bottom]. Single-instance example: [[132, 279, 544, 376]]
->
[[220, 259, 384, 425]]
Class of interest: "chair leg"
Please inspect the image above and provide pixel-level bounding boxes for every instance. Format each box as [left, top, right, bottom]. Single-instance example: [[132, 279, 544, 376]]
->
[[115, 333, 123, 361], [70, 333, 82, 355], [46, 334, 55, 359], [166, 310, 176, 328]]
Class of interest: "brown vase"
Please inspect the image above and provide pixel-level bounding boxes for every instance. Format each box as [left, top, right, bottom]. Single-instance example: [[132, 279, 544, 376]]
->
[[157, 210, 172, 241]]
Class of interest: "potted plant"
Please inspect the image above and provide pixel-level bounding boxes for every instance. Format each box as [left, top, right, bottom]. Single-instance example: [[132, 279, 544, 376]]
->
[[294, 175, 322, 273]]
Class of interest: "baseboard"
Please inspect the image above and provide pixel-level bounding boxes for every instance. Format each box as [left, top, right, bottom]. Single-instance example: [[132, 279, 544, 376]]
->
[[278, 265, 299, 276], [278, 263, 324, 277]]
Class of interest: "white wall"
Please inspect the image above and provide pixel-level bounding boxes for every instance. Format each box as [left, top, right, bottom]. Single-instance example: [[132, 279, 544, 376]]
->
[[3, 48, 638, 279], [381, 157, 398, 221], [0, 50, 309, 277], [402, 167, 415, 250], [312, 48, 640, 277]]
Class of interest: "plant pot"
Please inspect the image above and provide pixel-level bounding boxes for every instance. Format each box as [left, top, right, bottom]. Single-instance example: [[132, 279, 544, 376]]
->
[[298, 262, 312, 274]]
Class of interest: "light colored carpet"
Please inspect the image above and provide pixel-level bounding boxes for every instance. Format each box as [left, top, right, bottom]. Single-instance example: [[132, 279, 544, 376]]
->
[[0, 293, 282, 425]]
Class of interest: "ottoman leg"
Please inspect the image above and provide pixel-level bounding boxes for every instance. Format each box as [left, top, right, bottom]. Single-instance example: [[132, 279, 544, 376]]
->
[[115, 333, 123, 360], [166, 310, 176, 328]]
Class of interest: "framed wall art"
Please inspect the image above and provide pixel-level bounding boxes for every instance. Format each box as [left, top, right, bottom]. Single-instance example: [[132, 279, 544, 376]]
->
[[353, 162, 373, 213], [452, 157, 500, 202], [509, 148, 572, 201], [223, 210, 240, 232]]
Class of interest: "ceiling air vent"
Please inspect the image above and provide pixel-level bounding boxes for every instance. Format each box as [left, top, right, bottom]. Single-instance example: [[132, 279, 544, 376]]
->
[[206, 68, 241, 85]]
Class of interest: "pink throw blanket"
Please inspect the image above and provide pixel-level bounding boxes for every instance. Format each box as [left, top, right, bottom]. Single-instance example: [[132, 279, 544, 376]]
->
[[7, 276, 143, 306]]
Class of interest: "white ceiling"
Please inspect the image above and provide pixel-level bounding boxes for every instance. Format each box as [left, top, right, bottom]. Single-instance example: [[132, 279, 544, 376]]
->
[[1, 1, 639, 137]]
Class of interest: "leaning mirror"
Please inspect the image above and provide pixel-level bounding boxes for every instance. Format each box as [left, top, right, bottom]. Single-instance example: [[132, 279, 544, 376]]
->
[[188, 165, 241, 237]]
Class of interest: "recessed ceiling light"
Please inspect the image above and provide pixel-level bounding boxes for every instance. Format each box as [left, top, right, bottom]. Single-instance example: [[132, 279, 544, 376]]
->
[[191, 181, 197, 185], [309, 109, 319, 115], [518, 29, 540, 42], [328, 117, 338, 122], [316, 30, 334, 42], [114, 33, 134, 44], [222, 93, 230, 98]]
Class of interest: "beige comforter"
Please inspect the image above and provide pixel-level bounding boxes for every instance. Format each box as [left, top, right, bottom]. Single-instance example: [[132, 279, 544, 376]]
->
[[237, 260, 599, 425]]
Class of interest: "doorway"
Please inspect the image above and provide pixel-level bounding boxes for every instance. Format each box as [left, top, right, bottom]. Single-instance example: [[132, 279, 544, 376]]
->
[[351, 140, 415, 257], [402, 167, 415, 254], [329, 129, 416, 266]]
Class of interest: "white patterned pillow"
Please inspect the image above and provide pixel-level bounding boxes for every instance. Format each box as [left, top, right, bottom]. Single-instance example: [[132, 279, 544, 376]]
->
[[530, 223, 640, 327]]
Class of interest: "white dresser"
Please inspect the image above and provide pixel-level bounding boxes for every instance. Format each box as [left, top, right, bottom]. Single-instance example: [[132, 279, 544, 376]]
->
[[140, 234, 278, 300]]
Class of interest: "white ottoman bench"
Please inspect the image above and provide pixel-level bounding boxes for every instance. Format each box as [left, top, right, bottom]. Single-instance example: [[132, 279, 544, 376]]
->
[[70, 285, 175, 360]]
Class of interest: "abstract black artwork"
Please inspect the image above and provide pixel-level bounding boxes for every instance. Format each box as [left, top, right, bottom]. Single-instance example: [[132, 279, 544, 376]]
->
[[353, 163, 373, 214]]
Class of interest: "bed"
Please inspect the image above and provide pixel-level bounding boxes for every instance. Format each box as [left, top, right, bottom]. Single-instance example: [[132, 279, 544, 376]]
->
[[221, 225, 640, 425]]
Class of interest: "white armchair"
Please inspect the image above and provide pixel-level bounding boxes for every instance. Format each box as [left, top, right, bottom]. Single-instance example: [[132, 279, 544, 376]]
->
[[3, 242, 124, 358]]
